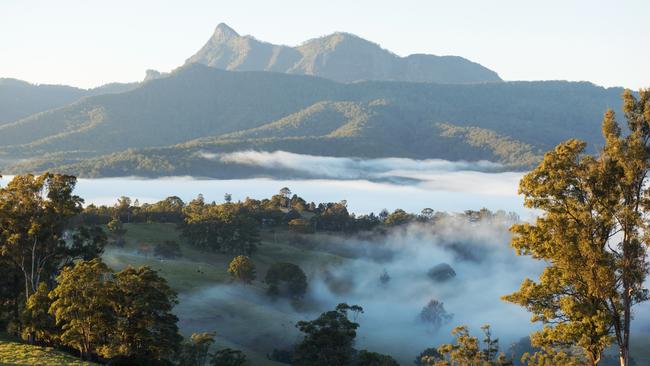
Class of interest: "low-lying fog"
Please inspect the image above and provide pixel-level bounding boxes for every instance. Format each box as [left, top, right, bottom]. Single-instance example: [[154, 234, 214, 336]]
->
[[175, 216, 543, 364], [1, 152, 528, 217]]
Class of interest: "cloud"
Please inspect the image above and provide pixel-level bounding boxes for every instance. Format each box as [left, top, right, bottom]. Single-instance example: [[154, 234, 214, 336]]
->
[[215, 150, 503, 180]]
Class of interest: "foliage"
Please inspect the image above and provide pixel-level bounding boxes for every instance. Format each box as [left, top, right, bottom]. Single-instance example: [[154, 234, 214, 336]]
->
[[419, 299, 453, 331], [227, 255, 256, 284], [176, 332, 215, 366], [182, 196, 260, 255], [209, 348, 249, 366], [431, 325, 512, 366], [0, 173, 103, 301], [49, 259, 116, 360], [21, 283, 58, 345], [427, 263, 457, 282], [108, 266, 181, 360], [49, 259, 181, 361], [264, 262, 308, 298], [415, 348, 443, 366], [355, 350, 400, 366], [503, 89, 650, 366], [293, 303, 363, 366], [384, 209, 415, 226], [288, 218, 313, 234]]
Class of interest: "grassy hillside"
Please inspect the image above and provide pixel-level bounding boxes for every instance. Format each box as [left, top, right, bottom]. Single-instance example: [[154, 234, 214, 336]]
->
[[0, 339, 98, 366]]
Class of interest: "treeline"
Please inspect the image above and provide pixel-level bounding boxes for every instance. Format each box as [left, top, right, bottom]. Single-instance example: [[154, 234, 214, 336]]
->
[[81, 187, 519, 256]]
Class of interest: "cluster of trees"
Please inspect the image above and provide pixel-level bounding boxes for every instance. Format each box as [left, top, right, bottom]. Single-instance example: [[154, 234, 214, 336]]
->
[[23, 259, 181, 362], [0, 174, 107, 336], [0, 173, 250, 365], [227, 256, 309, 300], [82, 185, 519, 257]]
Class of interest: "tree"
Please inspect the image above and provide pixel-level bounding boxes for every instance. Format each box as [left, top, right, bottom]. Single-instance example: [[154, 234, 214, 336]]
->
[[415, 348, 443, 366], [503, 90, 650, 366], [109, 266, 181, 360], [0, 173, 86, 301], [288, 218, 313, 234], [177, 332, 215, 366], [293, 303, 363, 366], [107, 217, 127, 246], [49, 259, 117, 360], [228, 255, 256, 284], [432, 325, 512, 366], [279, 187, 292, 199], [182, 200, 260, 255], [419, 299, 453, 331], [420, 208, 435, 221], [210, 348, 250, 366], [21, 282, 58, 345], [115, 196, 132, 222], [265, 262, 308, 299], [224, 193, 233, 203], [384, 209, 414, 226], [355, 350, 400, 366]]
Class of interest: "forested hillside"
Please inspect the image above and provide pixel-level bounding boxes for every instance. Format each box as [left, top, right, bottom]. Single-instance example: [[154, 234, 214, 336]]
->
[[0, 64, 625, 177]]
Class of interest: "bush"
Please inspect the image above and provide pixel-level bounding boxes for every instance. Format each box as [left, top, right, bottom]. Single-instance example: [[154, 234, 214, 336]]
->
[[427, 263, 456, 282], [228, 255, 256, 284], [210, 348, 249, 366], [265, 262, 308, 299]]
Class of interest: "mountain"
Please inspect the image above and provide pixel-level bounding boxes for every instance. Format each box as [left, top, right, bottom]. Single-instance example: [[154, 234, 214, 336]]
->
[[185, 23, 502, 84], [0, 78, 141, 126], [0, 79, 87, 125], [0, 64, 624, 178]]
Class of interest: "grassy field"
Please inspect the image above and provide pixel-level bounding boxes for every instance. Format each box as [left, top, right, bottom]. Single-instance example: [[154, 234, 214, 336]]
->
[[0, 339, 98, 366]]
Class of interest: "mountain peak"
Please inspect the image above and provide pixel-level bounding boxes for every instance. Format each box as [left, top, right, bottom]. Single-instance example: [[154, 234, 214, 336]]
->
[[213, 23, 239, 40], [187, 24, 502, 83]]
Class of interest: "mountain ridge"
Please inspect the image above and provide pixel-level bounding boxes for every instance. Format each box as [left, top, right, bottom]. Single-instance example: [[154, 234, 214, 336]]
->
[[185, 23, 502, 84]]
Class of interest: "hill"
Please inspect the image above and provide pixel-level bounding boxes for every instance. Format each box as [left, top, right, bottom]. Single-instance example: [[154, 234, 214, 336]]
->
[[0, 78, 140, 126], [186, 23, 502, 84], [0, 64, 624, 177], [0, 339, 98, 366], [0, 79, 87, 125]]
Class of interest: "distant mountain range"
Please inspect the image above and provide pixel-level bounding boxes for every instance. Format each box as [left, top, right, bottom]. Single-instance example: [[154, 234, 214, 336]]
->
[[0, 78, 139, 126], [186, 23, 502, 84], [0, 24, 627, 178]]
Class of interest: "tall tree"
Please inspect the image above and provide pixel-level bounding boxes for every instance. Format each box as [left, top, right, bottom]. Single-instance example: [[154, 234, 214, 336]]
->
[[0, 174, 86, 301], [293, 303, 363, 366], [428, 325, 512, 366], [49, 259, 116, 360], [503, 90, 650, 366], [110, 266, 182, 360]]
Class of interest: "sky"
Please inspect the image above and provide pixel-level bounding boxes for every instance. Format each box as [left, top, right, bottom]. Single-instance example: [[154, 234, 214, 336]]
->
[[1, 0, 648, 89]]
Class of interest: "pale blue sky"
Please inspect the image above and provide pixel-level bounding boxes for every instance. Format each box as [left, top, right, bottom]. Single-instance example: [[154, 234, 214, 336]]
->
[[1, 0, 648, 89]]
